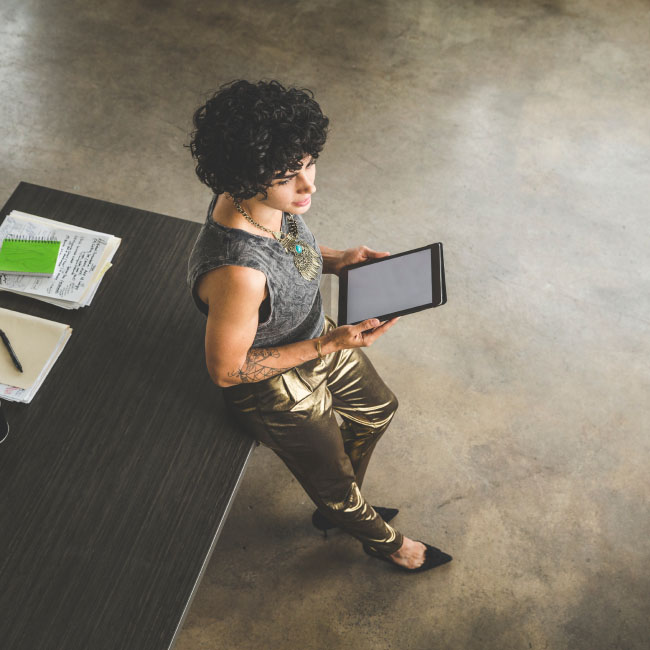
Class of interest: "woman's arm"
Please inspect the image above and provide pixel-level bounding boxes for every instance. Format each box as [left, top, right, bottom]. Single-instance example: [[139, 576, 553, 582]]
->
[[319, 244, 391, 275], [200, 265, 397, 387]]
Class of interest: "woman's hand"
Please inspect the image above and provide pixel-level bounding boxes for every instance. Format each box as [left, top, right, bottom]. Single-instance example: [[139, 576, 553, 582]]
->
[[335, 246, 390, 275], [321, 317, 399, 354], [319, 244, 390, 275]]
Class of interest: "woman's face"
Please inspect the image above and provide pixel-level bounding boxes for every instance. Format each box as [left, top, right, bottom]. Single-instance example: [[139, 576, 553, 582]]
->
[[259, 156, 316, 215]]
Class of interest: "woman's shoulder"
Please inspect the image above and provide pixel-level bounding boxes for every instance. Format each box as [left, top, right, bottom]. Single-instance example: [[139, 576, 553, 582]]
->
[[196, 262, 266, 305], [193, 215, 270, 260], [188, 214, 271, 296]]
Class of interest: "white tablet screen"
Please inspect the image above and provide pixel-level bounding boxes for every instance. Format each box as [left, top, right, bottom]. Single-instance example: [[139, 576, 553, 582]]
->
[[346, 248, 433, 324]]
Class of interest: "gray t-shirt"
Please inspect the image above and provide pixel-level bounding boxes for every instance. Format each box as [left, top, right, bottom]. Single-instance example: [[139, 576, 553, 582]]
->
[[187, 196, 325, 348]]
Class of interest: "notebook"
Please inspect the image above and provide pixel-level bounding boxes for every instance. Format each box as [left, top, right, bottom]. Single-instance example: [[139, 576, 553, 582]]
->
[[0, 211, 121, 309], [0, 238, 61, 277], [0, 307, 72, 403]]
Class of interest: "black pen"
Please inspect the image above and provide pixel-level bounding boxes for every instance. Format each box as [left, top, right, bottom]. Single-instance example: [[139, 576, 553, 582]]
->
[[0, 329, 23, 373]]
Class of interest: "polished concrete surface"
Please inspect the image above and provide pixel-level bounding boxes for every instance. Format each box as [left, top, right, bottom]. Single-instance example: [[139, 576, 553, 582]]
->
[[1, 1, 649, 648]]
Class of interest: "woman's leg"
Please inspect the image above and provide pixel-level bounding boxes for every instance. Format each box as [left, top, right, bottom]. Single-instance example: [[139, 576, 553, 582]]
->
[[223, 371, 404, 556], [326, 346, 398, 487]]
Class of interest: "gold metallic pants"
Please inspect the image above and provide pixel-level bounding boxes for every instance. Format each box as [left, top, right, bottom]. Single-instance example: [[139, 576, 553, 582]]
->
[[223, 316, 404, 555]]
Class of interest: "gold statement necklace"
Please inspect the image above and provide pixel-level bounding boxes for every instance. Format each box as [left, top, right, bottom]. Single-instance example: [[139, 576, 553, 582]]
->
[[233, 200, 320, 281]]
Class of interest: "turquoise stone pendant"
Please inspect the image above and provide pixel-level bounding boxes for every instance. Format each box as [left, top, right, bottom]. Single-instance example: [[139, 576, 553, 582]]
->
[[274, 214, 321, 281], [279, 236, 320, 281]]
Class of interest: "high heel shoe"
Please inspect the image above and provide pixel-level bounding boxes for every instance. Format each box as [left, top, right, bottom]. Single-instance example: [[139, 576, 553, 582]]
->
[[363, 541, 452, 573], [312, 506, 399, 533]]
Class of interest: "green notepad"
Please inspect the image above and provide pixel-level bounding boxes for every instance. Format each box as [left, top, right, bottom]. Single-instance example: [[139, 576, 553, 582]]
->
[[0, 238, 62, 277]]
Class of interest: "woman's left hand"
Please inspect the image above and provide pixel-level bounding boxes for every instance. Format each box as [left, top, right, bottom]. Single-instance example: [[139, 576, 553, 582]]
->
[[334, 245, 390, 275]]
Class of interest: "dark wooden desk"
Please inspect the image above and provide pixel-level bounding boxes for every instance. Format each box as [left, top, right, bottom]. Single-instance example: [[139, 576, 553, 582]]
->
[[0, 183, 254, 650]]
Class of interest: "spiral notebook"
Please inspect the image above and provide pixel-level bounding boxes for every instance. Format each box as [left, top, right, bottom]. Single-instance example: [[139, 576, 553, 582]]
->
[[0, 211, 121, 308], [0, 237, 61, 277]]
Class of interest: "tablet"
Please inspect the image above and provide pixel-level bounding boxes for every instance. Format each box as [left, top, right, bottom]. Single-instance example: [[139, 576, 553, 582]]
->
[[338, 243, 446, 326]]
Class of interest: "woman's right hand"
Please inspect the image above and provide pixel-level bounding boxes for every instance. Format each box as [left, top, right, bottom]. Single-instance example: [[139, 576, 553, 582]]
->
[[322, 317, 400, 353]]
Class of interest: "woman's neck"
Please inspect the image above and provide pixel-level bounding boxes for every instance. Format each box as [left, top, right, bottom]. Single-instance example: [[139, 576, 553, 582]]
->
[[212, 195, 283, 236]]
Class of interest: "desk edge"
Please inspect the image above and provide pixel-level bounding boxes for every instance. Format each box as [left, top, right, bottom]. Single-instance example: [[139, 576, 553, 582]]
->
[[167, 441, 256, 650]]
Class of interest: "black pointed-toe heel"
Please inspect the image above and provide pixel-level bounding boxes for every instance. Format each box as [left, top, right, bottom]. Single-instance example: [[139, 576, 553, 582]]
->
[[312, 506, 399, 534], [363, 541, 452, 573]]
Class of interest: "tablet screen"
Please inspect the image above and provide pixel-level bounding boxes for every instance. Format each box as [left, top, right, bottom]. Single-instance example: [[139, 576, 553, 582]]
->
[[339, 243, 446, 325]]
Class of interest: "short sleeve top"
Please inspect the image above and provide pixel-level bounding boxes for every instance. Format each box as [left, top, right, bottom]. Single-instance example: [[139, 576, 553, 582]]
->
[[187, 196, 325, 348]]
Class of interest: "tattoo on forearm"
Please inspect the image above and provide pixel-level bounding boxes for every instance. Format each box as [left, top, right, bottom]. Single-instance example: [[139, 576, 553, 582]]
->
[[228, 347, 292, 383]]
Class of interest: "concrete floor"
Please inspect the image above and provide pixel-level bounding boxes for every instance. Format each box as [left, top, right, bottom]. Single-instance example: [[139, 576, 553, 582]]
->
[[2, 0, 649, 648]]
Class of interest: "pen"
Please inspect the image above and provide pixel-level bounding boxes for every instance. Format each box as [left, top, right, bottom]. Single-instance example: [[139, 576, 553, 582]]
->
[[0, 329, 23, 373]]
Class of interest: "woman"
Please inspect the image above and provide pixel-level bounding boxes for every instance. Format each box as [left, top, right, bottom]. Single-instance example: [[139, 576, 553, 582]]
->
[[187, 80, 451, 572]]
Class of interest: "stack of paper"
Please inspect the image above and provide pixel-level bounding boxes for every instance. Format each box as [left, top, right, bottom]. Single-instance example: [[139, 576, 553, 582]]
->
[[0, 210, 121, 309], [0, 307, 72, 403]]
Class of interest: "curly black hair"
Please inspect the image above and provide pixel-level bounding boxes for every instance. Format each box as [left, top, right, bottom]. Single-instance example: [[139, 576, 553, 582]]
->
[[189, 80, 329, 201]]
